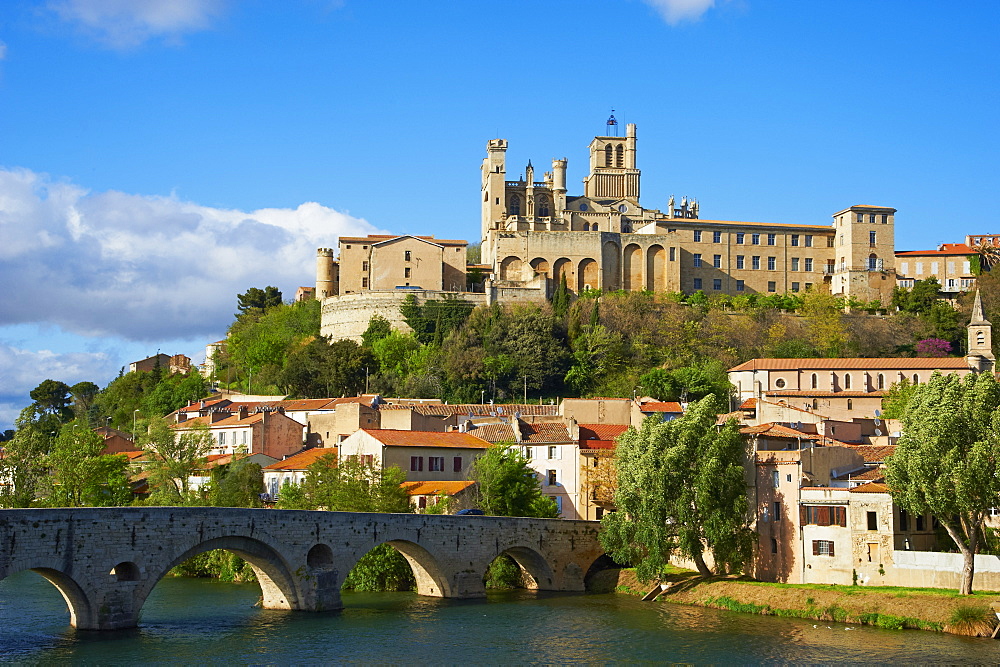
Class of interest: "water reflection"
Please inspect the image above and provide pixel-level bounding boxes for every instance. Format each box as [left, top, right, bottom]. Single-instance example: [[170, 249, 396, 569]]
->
[[1, 570, 997, 664]]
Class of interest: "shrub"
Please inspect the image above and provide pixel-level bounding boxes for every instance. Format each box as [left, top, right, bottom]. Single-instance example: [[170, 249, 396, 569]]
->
[[945, 604, 996, 637]]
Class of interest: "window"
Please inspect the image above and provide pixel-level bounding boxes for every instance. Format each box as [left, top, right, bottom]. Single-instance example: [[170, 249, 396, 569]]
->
[[713, 231, 722, 243], [362, 277, 368, 288], [791, 257, 800, 271], [752, 256, 761, 270], [791, 282, 800, 292], [693, 278, 703, 290], [453, 456, 463, 473], [805, 258, 813, 272], [773, 502, 781, 522], [404, 267, 411, 278], [916, 514, 925, 531], [551, 495, 563, 513], [772, 470, 780, 489], [428, 456, 444, 472], [867, 511, 878, 531], [787, 474, 792, 483], [881, 214, 888, 224], [767, 233, 776, 246], [713, 254, 722, 268], [811, 374, 818, 389], [775, 378, 786, 388], [870, 214, 876, 224], [856, 213, 864, 223], [713, 279, 722, 291], [410, 456, 423, 472], [736, 255, 745, 269], [791, 234, 799, 247], [736, 280, 745, 292], [694, 230, 702, 242], [771, 538, 778, 554], [844, 374, 852, 389], [899, 509, 909, 532], [669, 247, 676, 261], [219, 431, 226, 446], [913, 373, 919, 384], [827, 236, 835, 247], [548, 445, 558, 459], [547, 469, 557, 486], [736, 233, 745, 244], [362, 261, 369, 271], [510, 196, 521, 215], [931, 261, 939, 275], [767, 256, 776, 271], [752, 233, 761, 245], [813, 540, 835, 557], [405, 250, 412, 261], [693, 253, 702, 267], [869, 230, 877, 246], [878, 374, 885, 389], [767, 281, 776, 293], [916, 262, 923, 274], [801, 506, 847, 526], [805, 235, 813, 247], [812, 399, 818, 409]]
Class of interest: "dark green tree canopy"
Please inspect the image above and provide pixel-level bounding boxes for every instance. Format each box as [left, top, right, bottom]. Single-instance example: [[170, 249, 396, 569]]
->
[[236, 285, 283, 318], [468, 443, 558, 518], [29, 379, 73, 422]]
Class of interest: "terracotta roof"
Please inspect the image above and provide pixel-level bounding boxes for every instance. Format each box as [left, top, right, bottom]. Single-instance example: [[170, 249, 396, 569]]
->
[[468, 423, 517, 443], [339, 234, 467, 246], [379, 404, 558, 417], [580, 440, 616, 451], [639, 401, 683, 413], [729, 358, 970, 372], [579, 424, 629, 442], [716, 411, 744, 425], [739, 398, 757, 410], [742, 423, 814, 439], [520, 422, 572, 443], [172, 413, 265, 429], [850, 482, 890, 493], [400, 480, 475, 496], [263, 448, 335, 470], [833, 466, 884, 482], [896, 245, 973, 256], [765, 390, 888, 398], [849, 445, 896, 463], [361, 429, 491, 449], [657, 218, 833, 230]]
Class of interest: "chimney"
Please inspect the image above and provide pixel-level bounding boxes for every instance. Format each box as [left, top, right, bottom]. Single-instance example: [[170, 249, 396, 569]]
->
[[237, 405, 248, 420], [210, 410, 228, 423]]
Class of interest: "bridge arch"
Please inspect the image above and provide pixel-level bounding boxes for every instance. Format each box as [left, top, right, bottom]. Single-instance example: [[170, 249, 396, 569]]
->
[[494, 544, 556, 590], [137, 535, 301, 621], [1, 559, 94, 629], [343, 539, 451, 598]]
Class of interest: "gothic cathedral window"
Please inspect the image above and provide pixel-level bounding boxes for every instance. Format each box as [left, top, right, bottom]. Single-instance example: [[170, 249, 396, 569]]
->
[[510, 195, 521, 216], [604, 144, 613, 167]]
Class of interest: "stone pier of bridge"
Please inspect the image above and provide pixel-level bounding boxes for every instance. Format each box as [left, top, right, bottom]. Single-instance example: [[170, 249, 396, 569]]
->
[[0, 507, 605, 630]]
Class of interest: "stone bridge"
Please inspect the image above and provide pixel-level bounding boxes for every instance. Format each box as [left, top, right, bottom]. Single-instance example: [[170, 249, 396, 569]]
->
[[0, 507, 605, 631]]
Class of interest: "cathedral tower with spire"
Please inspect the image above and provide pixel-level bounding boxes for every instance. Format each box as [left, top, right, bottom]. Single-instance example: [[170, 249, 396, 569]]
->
[[966, 290, 995, 372]]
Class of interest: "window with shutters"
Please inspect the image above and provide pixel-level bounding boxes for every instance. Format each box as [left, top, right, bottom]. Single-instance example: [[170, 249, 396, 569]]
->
[[547, 469, 557, 486], [801, 505, 847, 526], [410, 456, 423, 472], [428, 456, 444, 472], [813, 540, 835, 556], [773, 502, 781, 522], [453, 456, 462, 473]]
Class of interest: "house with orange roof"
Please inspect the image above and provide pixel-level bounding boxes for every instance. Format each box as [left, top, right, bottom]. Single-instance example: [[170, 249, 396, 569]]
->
[[401, 480, 477, 513], [337, 429, 491, 483], [577, 423, 630, 521], [261, 447, 336, 500], [895, 242, 975, 294], [171, 405, 304, 459]]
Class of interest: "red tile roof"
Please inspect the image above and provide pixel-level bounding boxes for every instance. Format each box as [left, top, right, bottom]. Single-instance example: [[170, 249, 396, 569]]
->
[[850, 482, 890, 493], [579, 423, 629, 442], [729, 358, 970, 372], [468, 423, 517, 443], [849, 445, 896, 463], [361, 429, 491, 449], [171, 413, 266, 429], [378, 404, 559, 417], [580, 440, 616, 451], [639, 401, 683, 413], [520, 422, 572, 443], [262, 448, 335, 470], [400, 480, 475, 496], [339, 234, 467, 247], [742, 423, 814, 439], [896, 245, 973, 256], [739, 398, 757, 410], [765, 390, 888, 398], [833, 466, 883, 482]]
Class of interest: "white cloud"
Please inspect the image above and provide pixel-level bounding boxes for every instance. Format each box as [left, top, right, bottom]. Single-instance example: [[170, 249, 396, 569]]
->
[[642, 0, 717, 25], [48, 0, 227, 48], [0, 167, 384, 342]]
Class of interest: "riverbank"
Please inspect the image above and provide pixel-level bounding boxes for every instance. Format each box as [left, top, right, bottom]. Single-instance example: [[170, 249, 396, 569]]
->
[[590, 568, 1000, 636]]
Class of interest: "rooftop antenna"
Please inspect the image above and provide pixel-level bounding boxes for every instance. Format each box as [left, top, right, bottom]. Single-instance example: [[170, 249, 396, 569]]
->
[[606, 110, 619, 137]]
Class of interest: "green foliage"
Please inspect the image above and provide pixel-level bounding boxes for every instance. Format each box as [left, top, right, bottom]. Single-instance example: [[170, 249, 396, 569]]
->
[[280, 337, 374, 398], [284, 453, 412, 513], [893, 278, 942, 314], [484, 554, 527, 589], [137, 417, 214, 504], [0, 405, 61, 507], [361, 314, 393, 347], [400, 294, 475, 345], [42, 423, 131, 507], [637, 360, 733, 403], [223, 299, 320, 390], [600, 396, 753, 581], [171, 550, 258, 582], [469, 443, 559, 517], [880, 378, 917, 419], [236, 285, 283, 318], [342, 544, 415, 592], [29, 379, 74, 422], [885, 371, 1000, 594], [551, 274, 571, 317], [205, 459, 264, 508]]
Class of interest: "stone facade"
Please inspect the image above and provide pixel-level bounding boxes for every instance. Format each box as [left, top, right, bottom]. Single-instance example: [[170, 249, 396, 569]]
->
[[0, 507, 604, 631]]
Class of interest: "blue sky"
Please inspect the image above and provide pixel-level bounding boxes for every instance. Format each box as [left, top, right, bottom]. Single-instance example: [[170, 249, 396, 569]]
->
[[1, 0, 998, 428]]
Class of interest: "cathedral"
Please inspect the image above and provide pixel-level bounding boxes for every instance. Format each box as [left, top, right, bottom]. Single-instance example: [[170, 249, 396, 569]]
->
[[317, 123, 899, 340]]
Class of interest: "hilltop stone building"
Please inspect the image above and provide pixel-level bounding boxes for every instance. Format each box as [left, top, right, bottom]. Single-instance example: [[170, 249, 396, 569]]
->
[[317, 123, 899, 340]]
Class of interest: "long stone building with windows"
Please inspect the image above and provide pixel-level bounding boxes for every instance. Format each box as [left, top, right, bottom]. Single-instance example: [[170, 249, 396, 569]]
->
[[317, 123, 899, 340]]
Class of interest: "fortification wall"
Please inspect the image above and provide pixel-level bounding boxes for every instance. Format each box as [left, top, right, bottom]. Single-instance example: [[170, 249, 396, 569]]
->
[[320, 291, 489, 342]]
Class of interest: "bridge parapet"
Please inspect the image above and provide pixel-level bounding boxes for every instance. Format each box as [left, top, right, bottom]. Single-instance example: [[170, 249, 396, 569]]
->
[[0, 508, 604, 631]]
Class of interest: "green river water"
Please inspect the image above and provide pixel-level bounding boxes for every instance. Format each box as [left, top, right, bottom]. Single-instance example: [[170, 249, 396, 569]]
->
[[2, 570, 999, 664]]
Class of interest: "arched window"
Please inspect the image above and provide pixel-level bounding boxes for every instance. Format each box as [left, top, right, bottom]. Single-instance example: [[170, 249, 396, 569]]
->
[[604, 144, 613, 167], [847, 399, 853, 411], [510, 195, 521, 216], [913, 373, 919, 384], [878, 374, 885, 390], [868, 253, 878, 271], [616, 143, 624, 168], [538, 196, 550, 217], [978, 331, 986, 345], [582, 222, 589, 231], [811, 373, 818, 389], [844, 374, 852, 389], [812, 399, 818, 410]]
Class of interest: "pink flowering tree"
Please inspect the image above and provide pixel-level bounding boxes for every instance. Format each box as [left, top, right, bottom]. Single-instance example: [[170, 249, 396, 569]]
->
[[915, 338, 952, 358]]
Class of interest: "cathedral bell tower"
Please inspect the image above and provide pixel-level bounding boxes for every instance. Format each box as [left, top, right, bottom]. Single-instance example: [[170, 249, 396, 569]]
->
[[967, 290, 995, 372], [583, 120, 640, 202]]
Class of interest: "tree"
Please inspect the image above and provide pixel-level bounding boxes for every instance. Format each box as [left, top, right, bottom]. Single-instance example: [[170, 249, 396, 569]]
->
[[69, 381, 100, 422], [800, 292, 848, 357], [0, 405, 59, 507], [469, 443, 558, 518], [137, 416, 214, 503], [361, 314, 393, 347], [42, 424, 131, 507], [551, 274, 571, 318], [600, 396, 753, 581], [880, 378, 918, 419], [29, 379, 74, 422], [884, 371, 1000, 595], [205, 459, 264, 508], [236, 286, 283, 318], [280, 337, 374, 398]]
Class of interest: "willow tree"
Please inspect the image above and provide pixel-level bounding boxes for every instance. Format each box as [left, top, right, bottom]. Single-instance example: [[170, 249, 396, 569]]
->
[[600, 395, 753, 581], [885, 371, 1000, 595]]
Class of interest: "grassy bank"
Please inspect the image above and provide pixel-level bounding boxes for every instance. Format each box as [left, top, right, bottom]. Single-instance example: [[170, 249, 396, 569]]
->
[[589, 568, 1000, 636]]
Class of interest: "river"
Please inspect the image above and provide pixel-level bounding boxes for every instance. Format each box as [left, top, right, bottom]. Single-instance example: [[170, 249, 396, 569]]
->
[[2, 571, 998, 663]]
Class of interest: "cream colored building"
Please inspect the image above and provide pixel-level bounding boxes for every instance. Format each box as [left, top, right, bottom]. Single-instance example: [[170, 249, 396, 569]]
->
[[895, 243, 975, 295]]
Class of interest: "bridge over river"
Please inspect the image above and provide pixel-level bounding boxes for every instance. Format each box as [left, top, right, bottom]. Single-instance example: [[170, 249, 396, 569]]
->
[[0, 507, 604, 630]]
